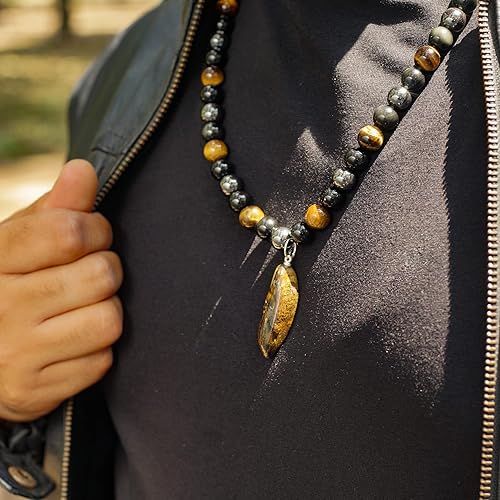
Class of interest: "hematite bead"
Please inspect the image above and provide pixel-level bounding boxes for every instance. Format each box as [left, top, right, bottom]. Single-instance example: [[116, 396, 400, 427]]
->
[[210, 31, 228, 51], [373, 105, 399, 131], [229, 191, 250, 212], [271, 226, 292, 249], [388, 86, 412, 111], [321, 186, 344, 208], [211, 159, 231, 180], [216, 0, 238, 16], [450, 0, 477, 14], [256, 216, 278, 239], [415, 45, 441, 72], [239, 205, 265, 228], [291, 222, 310, 244], [200, 85, 220, 103], [206, 50, 223, 66], [220, 174, 241, 195], [203, 140, 228, 162], [401, 67, 426, 93], [304, 204, 331, 230], [332, 168, 356, 191], [429, 26, 454, 52], [358, 125, 384, 151], [201, 66, 224, 86], [441, 8, 467, 33], [216, 15, 232, 31], [202, 122, 224, 141], [344, 148, 369, 171], [201, 103, 223, 122]]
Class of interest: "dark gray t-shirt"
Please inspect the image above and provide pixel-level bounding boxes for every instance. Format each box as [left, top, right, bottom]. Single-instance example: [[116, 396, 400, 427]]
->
[[98, 1, 487, 497]]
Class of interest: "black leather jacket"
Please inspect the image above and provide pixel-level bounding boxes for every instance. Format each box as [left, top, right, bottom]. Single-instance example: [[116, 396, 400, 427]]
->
[[1, 0, 500, 498]]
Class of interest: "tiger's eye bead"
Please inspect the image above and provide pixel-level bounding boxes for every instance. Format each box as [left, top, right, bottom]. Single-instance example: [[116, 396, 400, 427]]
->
[[200, 85, 220, 103], [358, 125, 384, 151], [304, 204, 331, 230], [206, 50, 223, 66], [344, 148, 369, 171], [429, 26, 454, 52], [229, 191, 250, 212], [321, 186, 344, 208], [220, 174, 241, 195], [441, 8, 467, 32], [239, 205, 265, 228], [201, 66, 224, 86], [256, 216, 278, 239], [202, 122, 224, 141], [373, 105, 399, 131], [387, 86, 413, 111], [450, 0, 477, 14], [211, 159, 232, 180], [415, 45, 441, 72], [271, 226, 292, 249], [291, 222, 310, 244], [210, 32, 228, 51], [401, 67, 426, 93], [332, 168, 356, 191], [204, 140, 228, 162], [201, 103, 223, 122], [216, 0, 238, 16]]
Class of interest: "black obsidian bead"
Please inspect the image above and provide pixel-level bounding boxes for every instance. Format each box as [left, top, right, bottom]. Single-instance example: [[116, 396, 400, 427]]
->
[[291, 222, 311, 244], [343, 148, 369, 171], [401, 67, 426, 93], [200, 85, 220, 103], [450, 0, 477, 14], [210, 31, 228, 51], [211, 159, 232, 180], [387, 86, 412, 111], [201, 103, 223, 122], [332, 168, 356, 191], [441, 8, 467, 32], [229, 191, 250, 212], [202, 122, 224, 141], [206, 50, 223, 66], [321, 186, 344, 208], [429, 26, 454, 52], [373, 105, 399, 131]]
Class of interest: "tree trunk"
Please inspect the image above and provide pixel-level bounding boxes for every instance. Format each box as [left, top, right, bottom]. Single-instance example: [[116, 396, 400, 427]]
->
[[58, 0, 71, 37]]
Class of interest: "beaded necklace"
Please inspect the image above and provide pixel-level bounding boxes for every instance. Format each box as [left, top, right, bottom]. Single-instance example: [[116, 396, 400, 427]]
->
[[199, 0, 477, 359]]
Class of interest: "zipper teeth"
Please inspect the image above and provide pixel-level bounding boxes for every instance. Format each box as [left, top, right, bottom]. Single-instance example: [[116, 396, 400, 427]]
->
[[478, 0, 500, 498], [59, 2, 206, 498]]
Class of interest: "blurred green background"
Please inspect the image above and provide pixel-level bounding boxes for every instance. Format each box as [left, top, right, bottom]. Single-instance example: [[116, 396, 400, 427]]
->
[[0, 0, 156, 217]]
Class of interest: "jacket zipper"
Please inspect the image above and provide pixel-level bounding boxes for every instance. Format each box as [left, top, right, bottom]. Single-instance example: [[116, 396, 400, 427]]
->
[[478, 0, 500, 498], [58, 1, 206, 498]]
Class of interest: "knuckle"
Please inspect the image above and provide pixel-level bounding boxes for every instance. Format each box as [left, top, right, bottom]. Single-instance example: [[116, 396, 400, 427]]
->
[[92, 213, 114, 248], [97, 298, 123, 343], [0, 381, 30, 413], [57, 212, 87, 256], [92, 252, 122, 295]]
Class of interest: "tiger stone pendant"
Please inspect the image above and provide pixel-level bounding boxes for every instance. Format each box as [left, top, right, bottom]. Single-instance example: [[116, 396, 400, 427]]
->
[[257, 239, 299, 358]]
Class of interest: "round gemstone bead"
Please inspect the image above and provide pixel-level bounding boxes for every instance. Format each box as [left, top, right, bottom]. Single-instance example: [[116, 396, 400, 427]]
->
[[441, 8, 467, 32], [332, 168, 356, 191], [344, 148, 369, 171], [449, 0, 477, 14], [373, 105, 399, 131], [210, 31, 228, 51], [201, 66, 224, 86], [321, 186, 344, 208], [200, 85, 220, 103], [256, 216, 278, 239], [401, 67, 426, 93], [358, 125, 384, 151], [202, 122, 224, 141], [229, 191, 250, 212], [216, 15, 232, 31], [429, 26, 454, 52], [216, 0, 238, 16], [211, 159, 232, 180], [304, 204, 331, 230], [239, 205, 265, 228], [203, 140, 228, 162], [201, 103, 222, 122], [415, 45, 441, 72], [271, 226, 292, 249], [290, 222, 311, 244], [220, 174, 241, 195], [387, 86, 413, 111], [206, 50, 223, 66]]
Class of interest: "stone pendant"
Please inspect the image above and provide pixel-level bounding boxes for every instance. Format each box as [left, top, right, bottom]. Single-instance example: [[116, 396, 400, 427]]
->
[[257, 264, 299, 358]]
